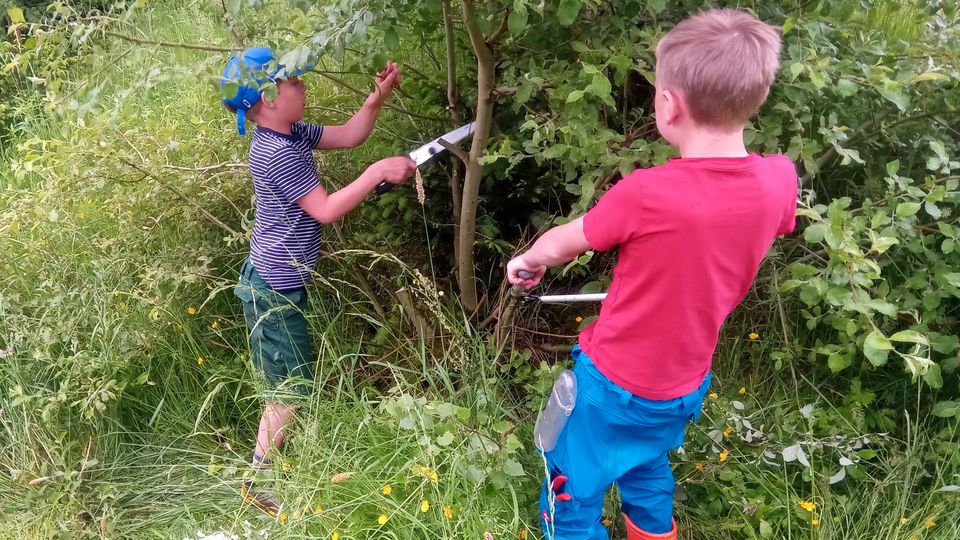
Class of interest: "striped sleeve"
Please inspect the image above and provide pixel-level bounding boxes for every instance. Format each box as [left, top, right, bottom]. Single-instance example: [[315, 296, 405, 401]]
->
[[265, 146, 319, 202], [296, 122, 325, 148]]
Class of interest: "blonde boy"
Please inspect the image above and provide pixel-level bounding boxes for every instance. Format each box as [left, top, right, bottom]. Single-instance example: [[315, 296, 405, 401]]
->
[[507, 9, 795, 539]]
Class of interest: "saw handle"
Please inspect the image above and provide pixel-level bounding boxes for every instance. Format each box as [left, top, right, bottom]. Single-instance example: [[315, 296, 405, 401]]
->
[[373, 180, 395, 195]]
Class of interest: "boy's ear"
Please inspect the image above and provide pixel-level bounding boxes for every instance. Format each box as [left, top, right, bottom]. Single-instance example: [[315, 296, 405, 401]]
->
[[660, 89, 683, 126]]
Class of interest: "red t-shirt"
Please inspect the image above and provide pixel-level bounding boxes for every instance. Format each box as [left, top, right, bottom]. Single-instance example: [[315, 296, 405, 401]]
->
[[580, 153, 797, 400]]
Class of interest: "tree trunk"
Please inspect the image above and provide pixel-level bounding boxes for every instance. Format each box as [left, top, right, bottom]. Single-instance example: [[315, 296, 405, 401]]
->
[[442, 0, 463, 270], [458, 0, 496, 313]]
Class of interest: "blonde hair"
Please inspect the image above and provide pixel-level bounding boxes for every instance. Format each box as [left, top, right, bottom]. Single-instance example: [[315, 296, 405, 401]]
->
[[655, 8, 782, 130]]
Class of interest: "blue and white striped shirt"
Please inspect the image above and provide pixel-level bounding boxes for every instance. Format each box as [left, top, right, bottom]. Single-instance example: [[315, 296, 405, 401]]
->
[[247, 122, 325, 290]]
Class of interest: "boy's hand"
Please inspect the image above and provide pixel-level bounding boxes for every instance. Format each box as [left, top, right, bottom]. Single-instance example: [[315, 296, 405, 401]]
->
[[370, 61, 401, 106], [507, 255, 546, 289], [367, 156, 416, 187]]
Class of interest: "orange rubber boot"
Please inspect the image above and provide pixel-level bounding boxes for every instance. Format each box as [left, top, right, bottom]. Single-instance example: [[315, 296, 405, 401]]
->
[[624, 513, 677, 540]]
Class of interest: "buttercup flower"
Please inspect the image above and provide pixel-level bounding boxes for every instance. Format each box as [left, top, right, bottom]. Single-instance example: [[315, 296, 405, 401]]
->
[[719, 450, 729, 462], [799, 501, 816, 512], [378, 514, 389, 525], [420, 499, 430, 512], [187, 306, 197, 315], [382, 485, 393, 495], [748, 332, 759, 340], [442, 505, 453, 519]]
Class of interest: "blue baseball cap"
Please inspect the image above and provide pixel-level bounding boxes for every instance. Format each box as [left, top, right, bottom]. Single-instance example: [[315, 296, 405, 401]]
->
[[220, 46, 312, 135]]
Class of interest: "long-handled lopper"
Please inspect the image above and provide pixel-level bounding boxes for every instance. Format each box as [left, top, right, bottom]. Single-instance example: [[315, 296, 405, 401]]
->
[[515, 271, 607, 303]]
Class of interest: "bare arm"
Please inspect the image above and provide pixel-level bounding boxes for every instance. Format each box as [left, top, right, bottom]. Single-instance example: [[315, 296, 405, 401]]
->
[[315, 62, 401, 150], [507, 217, 592, 288], [297, 156, 415, 224]]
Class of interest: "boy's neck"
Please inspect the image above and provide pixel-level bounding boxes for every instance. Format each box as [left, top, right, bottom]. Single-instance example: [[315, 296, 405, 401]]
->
[[256, 117, 294, 135], [676, 127, 749, 159]]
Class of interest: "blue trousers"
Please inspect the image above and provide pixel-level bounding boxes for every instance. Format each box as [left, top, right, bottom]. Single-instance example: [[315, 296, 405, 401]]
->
[[539, 347, 710, 539]]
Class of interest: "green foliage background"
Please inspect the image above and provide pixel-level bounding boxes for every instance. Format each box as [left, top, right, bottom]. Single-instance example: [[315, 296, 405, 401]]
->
[[1, 0, 959, 538]]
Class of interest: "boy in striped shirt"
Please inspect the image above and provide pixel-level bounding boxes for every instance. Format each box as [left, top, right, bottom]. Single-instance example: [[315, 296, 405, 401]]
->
[[220, 47, 416, 516]]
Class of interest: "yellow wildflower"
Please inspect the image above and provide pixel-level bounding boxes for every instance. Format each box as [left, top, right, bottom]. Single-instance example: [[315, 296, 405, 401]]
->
[[748, 332, 759, 340], [900, 517, 908, 525], [708, 392, 719, 399], [279, 512, 288, 525], [517, 529, 527, 540], [282, 461, 292, 472], [442, 505, 453, 519], [723, 426, 734, 438], [799, 501, 816, 512], [811, 518, 820, 526], [315, 504, 323, 513], [415, 465, 438, 483], [738, 387, 747, 395], [332, 532, 340, 540], [187, 306, 197, 315], [602, 517, 613, 526], [197, 356, 204, 365], [377, 514, 389, 525], [575, 316, 583, 323], [719, 450, 729, 462], [695, 462, 704, 471], [382, 485, 393, 495], [420, 499, 430, 512], [925, 519, 936, 528], [211, 320, 220, 329]]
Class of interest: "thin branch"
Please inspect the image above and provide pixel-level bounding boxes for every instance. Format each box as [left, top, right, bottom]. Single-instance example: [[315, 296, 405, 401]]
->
[[485, 5, 513, 46], [103, 31, 240, 52], [118, 157, 240, 237], [312, 71, 448, 122], [437, 137, 469, 164], [163, 163, 246, 172]]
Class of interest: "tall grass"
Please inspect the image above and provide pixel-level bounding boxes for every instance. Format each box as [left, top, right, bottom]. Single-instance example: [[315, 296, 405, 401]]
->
[[2, 1, 959, 539]]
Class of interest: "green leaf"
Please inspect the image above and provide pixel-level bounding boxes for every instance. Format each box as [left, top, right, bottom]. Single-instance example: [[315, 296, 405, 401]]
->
[[863, 330, 892, 367], [557, 0, 581, 26], [647, 0, 666, 13], [589, 73, 611, 98], [566, 90, 584, 103], [828, 352, 852, 372], [945, 273, 960, 288], [908, 72, 950, 84], [880, 87, 910, 112], [508, 6, 527, 36], [503, 458, 525, 477], [930, 334, 959, 354], [895, 202, 921, 217], [932, 401, 960, 418], [922, 363, 943, 389], [889, 330, 929, 346], [436, 432, 455, 446], [7, 7, 25, 24], [804, 223, 828, 243], [384, 27, 400, 50], [836, 78, 858, 97]]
